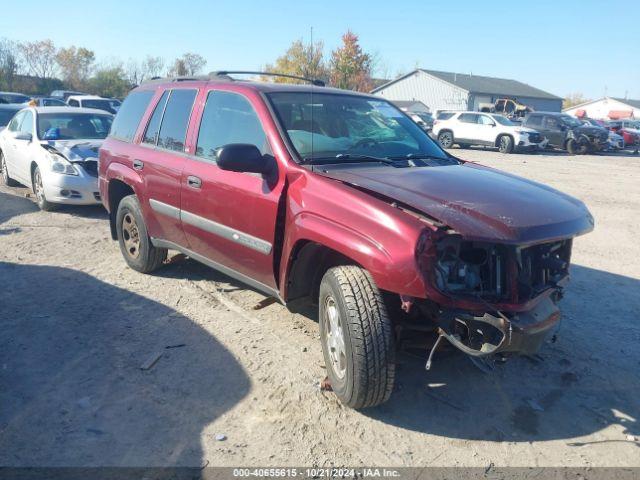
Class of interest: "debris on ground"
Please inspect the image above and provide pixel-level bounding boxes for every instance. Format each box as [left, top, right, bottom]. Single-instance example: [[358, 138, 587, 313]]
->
[[165, 343, 186, 349], [140, 351, 163, 370], [527, 399, 545, 412], [320, 376, 333, 391], [424, 388, 465, 411], [215, 434, 227, 441], [253, 297, 278, 310]]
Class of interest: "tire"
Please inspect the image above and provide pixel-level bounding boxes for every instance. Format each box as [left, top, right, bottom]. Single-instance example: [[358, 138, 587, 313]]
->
[[318, 265, 395, 409], [497, 135, 514, 154], [0, 151, 19, 187], [32, 166, 56, 211], [116, 195, 167, 273], [437, 130, 454, 149], [566, 138, 588, 155]]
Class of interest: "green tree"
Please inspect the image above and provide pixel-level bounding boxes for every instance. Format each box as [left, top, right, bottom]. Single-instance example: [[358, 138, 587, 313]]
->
[[56, 46, 95, 89], [329, 31, 373, 92], [19, 39, 57, 79], [87, 66, 131, 98], [0, 38, 21, 91], [264, 39, 327, 83]]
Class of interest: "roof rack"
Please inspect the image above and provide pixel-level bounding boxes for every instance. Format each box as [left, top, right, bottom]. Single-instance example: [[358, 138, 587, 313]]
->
[[212, 71, 325, 87]]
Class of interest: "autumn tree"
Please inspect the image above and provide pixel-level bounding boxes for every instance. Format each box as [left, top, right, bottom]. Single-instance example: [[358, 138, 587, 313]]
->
[[563, 92, 591, 110], [329, 31, 373, 92], [168, 53, 206, 77], [264, 39, 328, 83], [56, 46, 95, 89], [19, 39, 57, 78]]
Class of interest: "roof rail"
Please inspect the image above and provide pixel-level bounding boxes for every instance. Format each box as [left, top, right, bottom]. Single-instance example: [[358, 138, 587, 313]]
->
[[212, 71, 325, 87]]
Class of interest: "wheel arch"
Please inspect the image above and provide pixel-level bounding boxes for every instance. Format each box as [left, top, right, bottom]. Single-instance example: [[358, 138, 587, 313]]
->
[[107, 179, 136, 240]]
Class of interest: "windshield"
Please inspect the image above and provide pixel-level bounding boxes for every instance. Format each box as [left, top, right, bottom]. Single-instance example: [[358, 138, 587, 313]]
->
[[0, 108, 20, 126], [267, 92, 451, 164], [82, 99, 118, 114], [492, 115, 516, 126], [560, 115, 583, 128], [37, 112, 113, 140]]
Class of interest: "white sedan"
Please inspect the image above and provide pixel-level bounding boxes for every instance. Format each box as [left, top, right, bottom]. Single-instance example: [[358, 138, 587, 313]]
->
[[0, 106, 113, 210]]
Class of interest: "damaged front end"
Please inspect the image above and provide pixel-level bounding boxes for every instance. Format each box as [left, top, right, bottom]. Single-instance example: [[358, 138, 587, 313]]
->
[[415, 233, 572, 359]]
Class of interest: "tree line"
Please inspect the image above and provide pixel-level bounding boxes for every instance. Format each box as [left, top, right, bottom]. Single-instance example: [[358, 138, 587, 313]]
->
[[0, 31, 377, 99]]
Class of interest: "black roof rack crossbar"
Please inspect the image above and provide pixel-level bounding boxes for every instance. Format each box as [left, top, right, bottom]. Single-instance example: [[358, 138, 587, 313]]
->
[[213, 71, 325, 87]]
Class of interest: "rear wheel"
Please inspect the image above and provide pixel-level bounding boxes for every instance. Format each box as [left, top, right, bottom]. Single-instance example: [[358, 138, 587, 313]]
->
[[437, 130, 454, 149], [497, 135, 514, 154], [116, 195, 167, 273], [0, 151, 19, 187], [32, 166, 56, 211], [319, 265, 395, 409]]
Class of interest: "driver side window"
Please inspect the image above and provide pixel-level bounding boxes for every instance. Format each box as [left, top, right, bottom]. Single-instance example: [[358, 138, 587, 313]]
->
[[196, 90, 269, 162], [7, 111, 24, 132], [19, 111, 34, 135]]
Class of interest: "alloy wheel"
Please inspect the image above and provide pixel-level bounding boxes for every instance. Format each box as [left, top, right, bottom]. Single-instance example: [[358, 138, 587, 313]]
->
[[34, 169, 45, 204], [439, 132, 453, 148], [1, 156, 7, 183], [122, 213, 141, 259], [324, 295, 347, 379]]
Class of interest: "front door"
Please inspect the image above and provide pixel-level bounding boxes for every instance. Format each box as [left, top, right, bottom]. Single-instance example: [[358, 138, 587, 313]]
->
[[180, 88, 284, 291], [542, 115, 564, 147]]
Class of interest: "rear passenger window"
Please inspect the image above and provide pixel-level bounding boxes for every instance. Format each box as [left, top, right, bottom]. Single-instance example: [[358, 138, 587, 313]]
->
[[526, 115, 542, 127], [196, 91, 268, 161], [458, 113, 479, 123], [157, 89, 197, 152], [109, 90, 154, 141], [142, 91, 169, 145]]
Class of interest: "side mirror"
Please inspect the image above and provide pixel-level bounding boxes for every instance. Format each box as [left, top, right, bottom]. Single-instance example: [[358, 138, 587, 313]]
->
[[217, 144, 272, 174], [12, 131, 32, 141]]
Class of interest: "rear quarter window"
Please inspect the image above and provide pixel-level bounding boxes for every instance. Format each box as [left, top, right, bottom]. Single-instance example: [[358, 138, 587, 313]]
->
[[156, 89, 197, 152], [109, 90, 154, 142]]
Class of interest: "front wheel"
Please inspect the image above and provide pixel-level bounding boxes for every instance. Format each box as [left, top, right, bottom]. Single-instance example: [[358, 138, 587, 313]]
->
[[437, 130, 454, 149], [116, 195, 167, 273], [566, 138, 589, 155], [497, 135, 514, 154], [319, 265, 395, 409], [33, 166, 56, 211]]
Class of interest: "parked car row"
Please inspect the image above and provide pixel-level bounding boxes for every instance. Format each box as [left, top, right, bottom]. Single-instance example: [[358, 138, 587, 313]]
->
[[0, 90, 121, 114], [431, 109, 628, 155], [0, 74, 595, 409]]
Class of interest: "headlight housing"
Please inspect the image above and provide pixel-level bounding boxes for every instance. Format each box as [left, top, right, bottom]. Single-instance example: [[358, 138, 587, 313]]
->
[[48, 153, 78, 176], [515, 129, 529, 135]]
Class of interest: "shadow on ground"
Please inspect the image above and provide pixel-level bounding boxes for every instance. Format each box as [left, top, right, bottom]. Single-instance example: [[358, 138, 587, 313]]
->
[[148, 255, 640, 444], [0, 262, 250, 467], [0, 191, 39, 227], [362, 264, 640, 443]]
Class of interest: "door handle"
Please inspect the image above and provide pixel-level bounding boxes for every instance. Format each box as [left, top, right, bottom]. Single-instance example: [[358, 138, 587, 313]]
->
[[133, 159, 144, 170], [187, 175, 202, 189]]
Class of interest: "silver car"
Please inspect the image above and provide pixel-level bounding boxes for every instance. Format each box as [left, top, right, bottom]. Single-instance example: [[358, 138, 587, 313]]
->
[[0, 106, 113, 210]]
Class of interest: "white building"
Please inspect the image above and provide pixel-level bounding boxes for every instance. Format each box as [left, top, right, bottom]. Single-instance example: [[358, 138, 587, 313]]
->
[[563, 97, 640, 120], [371, 69, 562, 114]]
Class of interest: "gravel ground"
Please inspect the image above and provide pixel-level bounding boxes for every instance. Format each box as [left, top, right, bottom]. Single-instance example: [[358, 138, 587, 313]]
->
[[1, 147, 639, 468]]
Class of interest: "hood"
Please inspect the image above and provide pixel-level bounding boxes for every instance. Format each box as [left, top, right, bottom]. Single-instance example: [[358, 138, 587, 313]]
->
[[575, 125, 607, 136], [40, 140, 102, 162], [317, 163, 594, 244]]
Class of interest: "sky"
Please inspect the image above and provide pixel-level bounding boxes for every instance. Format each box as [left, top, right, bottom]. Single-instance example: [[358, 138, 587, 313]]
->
[[2, 0, 639, 99]]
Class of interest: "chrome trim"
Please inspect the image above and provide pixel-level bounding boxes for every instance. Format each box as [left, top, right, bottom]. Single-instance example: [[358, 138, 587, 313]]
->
[[180, 209, 272, 255], [150, 238, 283, 302], [149, 198, 273, 255], [149, 199, 180, 220]]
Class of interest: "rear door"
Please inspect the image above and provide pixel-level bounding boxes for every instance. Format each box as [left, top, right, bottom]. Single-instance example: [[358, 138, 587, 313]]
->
[[179, 87, 284, 291], [134, 88, 197, 246], [456, 113, 480, 142]]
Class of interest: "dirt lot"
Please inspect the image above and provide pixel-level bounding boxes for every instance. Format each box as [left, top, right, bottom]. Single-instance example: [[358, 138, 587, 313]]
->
[[1, 148, 639, 468]]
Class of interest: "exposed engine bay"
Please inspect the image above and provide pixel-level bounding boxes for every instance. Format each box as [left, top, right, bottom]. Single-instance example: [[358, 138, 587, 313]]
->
[[402, 234, 572, 366]]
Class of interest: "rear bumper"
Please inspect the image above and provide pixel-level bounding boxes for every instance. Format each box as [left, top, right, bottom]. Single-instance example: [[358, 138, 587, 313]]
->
[[436, 296, 561, 357]]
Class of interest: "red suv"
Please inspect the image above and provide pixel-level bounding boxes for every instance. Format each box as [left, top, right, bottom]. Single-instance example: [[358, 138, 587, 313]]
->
[[99, 74, 594, 408]]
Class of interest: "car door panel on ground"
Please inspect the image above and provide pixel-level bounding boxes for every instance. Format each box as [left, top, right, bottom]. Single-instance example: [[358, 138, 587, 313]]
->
[[180, 88, 283, 289], [135, 88, 196, 247]]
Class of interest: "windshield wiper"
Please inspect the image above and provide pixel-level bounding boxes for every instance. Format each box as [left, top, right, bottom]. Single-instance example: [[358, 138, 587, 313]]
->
[[301, 154, 397, 165]]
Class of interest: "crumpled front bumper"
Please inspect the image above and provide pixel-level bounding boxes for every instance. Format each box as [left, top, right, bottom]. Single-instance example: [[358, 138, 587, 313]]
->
[[435, 296, 561, 357]]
